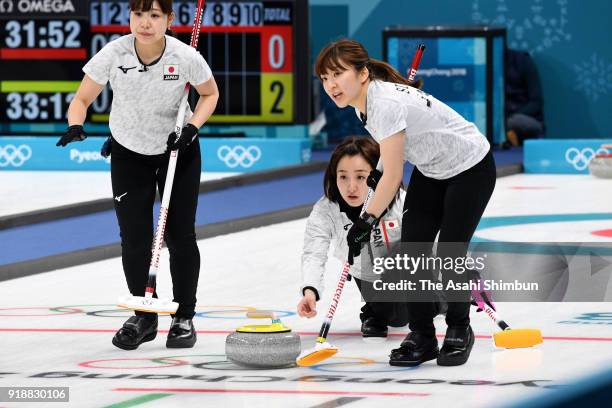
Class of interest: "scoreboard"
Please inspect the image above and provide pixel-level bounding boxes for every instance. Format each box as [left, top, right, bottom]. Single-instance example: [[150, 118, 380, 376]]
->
[[0, 0, 310, 134]]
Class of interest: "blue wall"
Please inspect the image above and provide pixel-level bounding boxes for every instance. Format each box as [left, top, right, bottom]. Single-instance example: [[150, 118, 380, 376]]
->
[[310, 0, 612, 140]]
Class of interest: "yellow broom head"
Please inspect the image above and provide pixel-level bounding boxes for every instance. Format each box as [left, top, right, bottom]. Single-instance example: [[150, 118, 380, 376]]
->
[[296, 342, 338, 366], [493, 328, 543, 349]]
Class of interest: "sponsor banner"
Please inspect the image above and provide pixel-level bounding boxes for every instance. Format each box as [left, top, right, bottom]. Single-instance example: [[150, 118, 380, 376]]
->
[[0, 136, 109, 170], [0, 136, 311, 172], [524, 139, 612, 174], [207, 137, 311, 172], [0, 0, 87, 19]]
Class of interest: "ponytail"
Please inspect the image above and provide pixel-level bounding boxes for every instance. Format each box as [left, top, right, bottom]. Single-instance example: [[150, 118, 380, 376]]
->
[[367, 58, 411, 86]]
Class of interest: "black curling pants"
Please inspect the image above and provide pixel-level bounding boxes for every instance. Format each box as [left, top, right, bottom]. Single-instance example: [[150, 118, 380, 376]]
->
[[110, 138, 201, 319], [401, 151, 496, 336], [354, 277, 410, 328]]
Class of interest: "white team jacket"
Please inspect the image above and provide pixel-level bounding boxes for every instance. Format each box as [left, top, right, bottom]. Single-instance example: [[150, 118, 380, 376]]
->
[[300, 190, 406, 298]]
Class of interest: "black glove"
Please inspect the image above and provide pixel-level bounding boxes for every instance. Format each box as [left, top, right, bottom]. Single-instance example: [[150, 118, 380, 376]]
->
[[367, 169, 382, 190], [56, 125, 87, 147], [471, 298, 483, 312], [100, 136, 112, 158], [346, 212, 378, 265], [167, 123, 198, 152]]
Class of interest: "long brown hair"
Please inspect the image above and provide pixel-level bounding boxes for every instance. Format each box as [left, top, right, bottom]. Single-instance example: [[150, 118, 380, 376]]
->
[[129, 0, 173, 14], [315, 38, 411, 86], [324, 136, 380, 203]]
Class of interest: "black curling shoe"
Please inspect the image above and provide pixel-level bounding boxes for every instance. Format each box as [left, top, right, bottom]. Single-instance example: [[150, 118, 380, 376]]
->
[[112, 316, 158, 350], [389, 332, 439, 367], [166, 317, 197, 348], [437, 326, 474, 366], [361, 317, 388, 339]]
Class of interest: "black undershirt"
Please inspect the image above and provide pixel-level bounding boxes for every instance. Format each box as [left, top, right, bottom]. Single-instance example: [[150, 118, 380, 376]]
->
[[338, 196, 362, 223], [134, 37, 166, 71]]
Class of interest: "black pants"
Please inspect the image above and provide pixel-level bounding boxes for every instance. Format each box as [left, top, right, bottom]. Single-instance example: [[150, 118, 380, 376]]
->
[[401, 151, 496, 336], [354, 277, 409, 327], [110, 138, 201, 319]]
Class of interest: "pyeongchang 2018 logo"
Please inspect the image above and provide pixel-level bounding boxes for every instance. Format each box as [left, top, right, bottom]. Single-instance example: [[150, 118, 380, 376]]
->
[[565, 147, 608, 171], [70, 149, 110, 164], [558, 312, 612, 325], [217, 145, 261, 168], [0, 144, 32, 167]]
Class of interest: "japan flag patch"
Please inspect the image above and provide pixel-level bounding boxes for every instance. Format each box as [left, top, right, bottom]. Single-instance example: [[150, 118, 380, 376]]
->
[[163, 65, 179, 80], [383, 219, 400, 230]]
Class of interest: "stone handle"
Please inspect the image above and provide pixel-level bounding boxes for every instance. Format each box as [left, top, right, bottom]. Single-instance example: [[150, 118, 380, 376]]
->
[[246, 310, 277, 319]]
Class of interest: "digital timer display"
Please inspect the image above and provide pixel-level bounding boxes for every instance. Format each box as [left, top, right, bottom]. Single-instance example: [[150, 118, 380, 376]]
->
[[0, 0, 309, 133]]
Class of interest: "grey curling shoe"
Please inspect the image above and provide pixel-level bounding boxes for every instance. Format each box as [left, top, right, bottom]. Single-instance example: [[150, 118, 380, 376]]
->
[[166, 317, 197, 348]]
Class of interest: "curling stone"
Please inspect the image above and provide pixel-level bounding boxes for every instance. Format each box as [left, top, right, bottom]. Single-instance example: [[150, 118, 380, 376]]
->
[[225, 310, 301, 368]]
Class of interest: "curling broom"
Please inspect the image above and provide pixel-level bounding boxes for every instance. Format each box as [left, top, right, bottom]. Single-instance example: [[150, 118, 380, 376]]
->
[[118, 0, 206, 314]]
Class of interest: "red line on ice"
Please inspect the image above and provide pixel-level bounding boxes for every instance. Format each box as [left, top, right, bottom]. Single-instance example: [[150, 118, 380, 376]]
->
[[0, 328, 611, 342]]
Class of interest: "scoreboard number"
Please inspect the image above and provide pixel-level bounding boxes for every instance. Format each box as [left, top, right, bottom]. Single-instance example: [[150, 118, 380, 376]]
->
[[5, 92, 75, 121], [268, 34, 284, 69], [3, 20, 82, 48], [207, 2, 264, 26]]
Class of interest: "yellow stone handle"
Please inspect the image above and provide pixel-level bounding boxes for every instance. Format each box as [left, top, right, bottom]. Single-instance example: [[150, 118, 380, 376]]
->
[[246, 310, 277, 319]]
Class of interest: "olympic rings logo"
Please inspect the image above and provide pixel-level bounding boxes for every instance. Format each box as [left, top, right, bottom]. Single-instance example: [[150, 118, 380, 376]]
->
[[217, 145, 261, 168], [565, 147, 609, 171], [0, 144, 32, 167]]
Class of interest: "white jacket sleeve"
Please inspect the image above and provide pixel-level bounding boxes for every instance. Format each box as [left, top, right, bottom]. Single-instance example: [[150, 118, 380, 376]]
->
[[300, 199, 334, 299]]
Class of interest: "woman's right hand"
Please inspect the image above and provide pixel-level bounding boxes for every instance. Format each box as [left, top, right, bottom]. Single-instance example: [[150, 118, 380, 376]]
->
[[56, 125, 87, 147], [297, 289, 317, 318]]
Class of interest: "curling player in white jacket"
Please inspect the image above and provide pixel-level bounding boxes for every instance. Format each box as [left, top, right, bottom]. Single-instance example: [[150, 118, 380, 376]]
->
[[297, 136, 409, 341]]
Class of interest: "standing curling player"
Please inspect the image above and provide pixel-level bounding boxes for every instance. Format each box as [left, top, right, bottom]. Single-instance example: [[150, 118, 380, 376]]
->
[[56, 0, 219, 350], [315, 39, 495, 367]]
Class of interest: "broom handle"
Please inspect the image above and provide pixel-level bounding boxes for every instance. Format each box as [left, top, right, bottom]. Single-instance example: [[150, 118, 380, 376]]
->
[[472, 287, 510, 331], [407, 44, 425, 82], [479, 302, 510, 331], [145, 0, 206, 298]]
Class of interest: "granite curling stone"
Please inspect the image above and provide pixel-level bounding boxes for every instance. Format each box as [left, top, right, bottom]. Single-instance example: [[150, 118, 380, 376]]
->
[[225, 310, 301, 368]]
